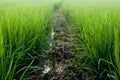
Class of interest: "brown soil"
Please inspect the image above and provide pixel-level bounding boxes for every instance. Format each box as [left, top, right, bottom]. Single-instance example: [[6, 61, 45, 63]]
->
[[48, 3, 84, 80], [30, 2, 85, 80]]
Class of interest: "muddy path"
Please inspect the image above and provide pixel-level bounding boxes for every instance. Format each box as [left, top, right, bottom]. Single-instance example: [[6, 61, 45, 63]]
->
[[50, 6, 74, 80], [30, 1, 84, 80], [47, 2, 84, 80]]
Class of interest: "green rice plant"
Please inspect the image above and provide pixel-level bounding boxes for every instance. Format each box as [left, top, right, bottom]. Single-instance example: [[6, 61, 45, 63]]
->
[[114, 27, 120, 80], [0, 0, 55, 79], [62, 0, 120, 79]]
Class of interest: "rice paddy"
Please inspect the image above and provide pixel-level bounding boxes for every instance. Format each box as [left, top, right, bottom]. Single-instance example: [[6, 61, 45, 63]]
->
[[0, 0, 120, 80]]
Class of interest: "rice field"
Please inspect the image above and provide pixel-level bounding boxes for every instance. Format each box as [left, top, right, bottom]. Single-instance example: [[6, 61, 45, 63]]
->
[[0, 0, 120, 80], [0, 0, 54, 79], [63, 0, 120, 79]]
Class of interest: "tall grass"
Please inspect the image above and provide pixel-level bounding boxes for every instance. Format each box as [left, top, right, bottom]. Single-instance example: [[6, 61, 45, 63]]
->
[[0, 0, 54, 79], [62, 0, 120, 79]]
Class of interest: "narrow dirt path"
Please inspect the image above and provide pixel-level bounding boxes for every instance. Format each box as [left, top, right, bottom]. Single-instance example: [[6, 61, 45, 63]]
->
[[48, 2, 84, 80], [30, 1, 84, 80], [52, 3, 71, 64]]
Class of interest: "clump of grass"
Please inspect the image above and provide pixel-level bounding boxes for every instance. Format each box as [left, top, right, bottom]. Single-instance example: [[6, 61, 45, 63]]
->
[[114, 27, 120, 79]]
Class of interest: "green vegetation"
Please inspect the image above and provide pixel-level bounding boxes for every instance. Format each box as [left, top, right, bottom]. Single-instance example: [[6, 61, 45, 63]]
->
[[0, 0, 120, 79], [0, 0, 54, 79], [63, 0, 120, 79]]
